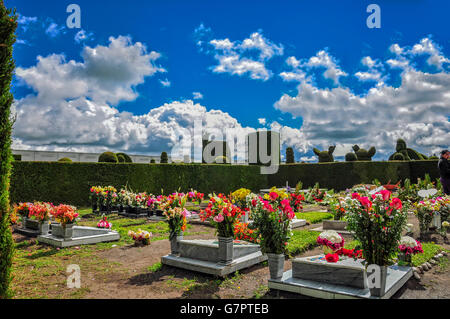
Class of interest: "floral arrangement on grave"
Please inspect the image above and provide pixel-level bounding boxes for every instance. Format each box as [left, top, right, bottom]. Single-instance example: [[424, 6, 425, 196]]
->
[[51, 204, 79, 228], [9, 208, 19, 225], [128, 229, 152, 246], [346, 190, 407, 266], [97, 186, 118, 208], [328, 196, 348, 220], [146, 194, 158, 209], [317, 230, 345, 255], [438, 195, 450, 224], [304, 183, 328, 204], [248, 192, 295, 254], [89, 186, 103, 208], [398, 236, 423, 257], [289, 193, 304, 212], [234, 221, 259, 244], [97, 215, 112, 229], [131, 192, 147, 208], [28, 202, 53, 222], [200, 193, 243, 238], [160, 193, 190, 239], [231, 188, 252, 208], [414, 197, 442, 238], [13, 202, 31, 218], [187, 190, 204, 204]]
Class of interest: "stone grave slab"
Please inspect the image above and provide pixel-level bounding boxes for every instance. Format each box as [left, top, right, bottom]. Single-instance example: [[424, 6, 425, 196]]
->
[[161, 239, 267, 277], [37, 226, 120, 248], [268, 255, 412, 299]]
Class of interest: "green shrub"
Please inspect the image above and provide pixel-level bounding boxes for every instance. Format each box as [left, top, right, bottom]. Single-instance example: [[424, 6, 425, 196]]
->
[[160, 152, 168, 164], [12, 154, 21, 161], [389, 138, 427, 161], [98, 152, 118, 163], [286, 147, 295, 163], [150, 159, 156, 164], [116, 152, 132, 163], [58, 157, 72, 162]]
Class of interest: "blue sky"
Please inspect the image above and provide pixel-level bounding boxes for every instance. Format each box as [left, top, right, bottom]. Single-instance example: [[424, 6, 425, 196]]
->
[[7, 0, 450, 161]]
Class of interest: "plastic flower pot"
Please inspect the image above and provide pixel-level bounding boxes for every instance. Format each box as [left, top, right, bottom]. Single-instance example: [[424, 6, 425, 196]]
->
[[267, 253, 285, 279], [170, 233, 183, 255], [218, 236, 234, 265], [368, 265, 388, 297]]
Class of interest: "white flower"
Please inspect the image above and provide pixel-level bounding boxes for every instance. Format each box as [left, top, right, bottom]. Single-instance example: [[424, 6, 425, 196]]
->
[[319, 230, 342, 244], [400, 236, 417, 247]]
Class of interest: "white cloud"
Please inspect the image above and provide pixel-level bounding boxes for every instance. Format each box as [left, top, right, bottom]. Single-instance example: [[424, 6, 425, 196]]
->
[[45, 22, 65, 37], [17, 15, 37, 31], [193, 92, 203, 100], [159, 79, 171, 87], [354, 56, 384, 82], [258, 118, 266, 125], [201, 29, 284, 81], [275, 68, 450, 159], [74, 29, 94, 43]]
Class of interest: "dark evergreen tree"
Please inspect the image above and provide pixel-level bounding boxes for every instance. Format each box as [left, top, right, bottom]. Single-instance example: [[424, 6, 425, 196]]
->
[[160, 151, 168, 163], [0, 1, 17, 298], [285, 147, 295, 163]]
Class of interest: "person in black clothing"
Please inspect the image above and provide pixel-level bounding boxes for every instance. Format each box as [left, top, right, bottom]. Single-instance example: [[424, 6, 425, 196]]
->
[[438, 150, 450, 195]]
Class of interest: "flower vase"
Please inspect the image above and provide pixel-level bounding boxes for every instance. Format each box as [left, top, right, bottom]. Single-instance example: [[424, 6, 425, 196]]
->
[[398, 252, 412, 265], [368, 265, 388, 297], [39, 221, 50, 235], [218, 236, 234, 265], [267, 253, 285, 279], [53, 224, 74, 240], [170, 232, 183, 255]]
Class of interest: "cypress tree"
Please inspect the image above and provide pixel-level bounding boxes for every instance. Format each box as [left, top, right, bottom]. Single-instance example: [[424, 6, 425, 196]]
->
[[160, 151, 168, 163], [0, 0, 17, 298], [285, 147, 294, 163]]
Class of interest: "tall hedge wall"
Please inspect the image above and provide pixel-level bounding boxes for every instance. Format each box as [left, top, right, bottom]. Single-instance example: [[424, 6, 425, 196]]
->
[[10, 160, 439, 207]]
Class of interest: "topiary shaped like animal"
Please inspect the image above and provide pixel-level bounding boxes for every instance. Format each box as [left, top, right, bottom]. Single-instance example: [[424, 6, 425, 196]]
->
[[313, 146, 335, 162], [389, 138, 428, 161], [352, 145, 376, 161]]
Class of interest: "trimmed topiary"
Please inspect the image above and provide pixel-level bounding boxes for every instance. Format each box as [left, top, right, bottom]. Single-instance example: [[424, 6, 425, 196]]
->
[[58, 157, 72, 162], [389, 138, 427, 161], [98, 152, 118, 163], [286, 147, 295, 163], [116, 152, 132, 163], [150, 159, 156, 163], [345, 152, 357, 162], [160, 152, 168, 163], [352, 145, 376, 161], [12, 154, 21, 161], [313, 146, 335, 162], [393, 153, 405, 160], [117, 154, 125, 163]]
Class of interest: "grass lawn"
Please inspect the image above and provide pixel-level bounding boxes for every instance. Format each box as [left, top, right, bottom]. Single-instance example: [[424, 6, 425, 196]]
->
[[295, 211, 333, 224], [411, 242, 444, 267], [286, 230, 320, 256]]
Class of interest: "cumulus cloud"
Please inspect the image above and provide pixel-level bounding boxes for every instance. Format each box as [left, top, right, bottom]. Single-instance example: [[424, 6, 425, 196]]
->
[[74, 29, 94, 43], [159, 79, 171, 87], [258, 118, 266, 125], [197, 26, 284, 81]]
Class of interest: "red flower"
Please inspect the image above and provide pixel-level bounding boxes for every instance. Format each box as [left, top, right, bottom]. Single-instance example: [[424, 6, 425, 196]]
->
[[325, 253, 339, 263]]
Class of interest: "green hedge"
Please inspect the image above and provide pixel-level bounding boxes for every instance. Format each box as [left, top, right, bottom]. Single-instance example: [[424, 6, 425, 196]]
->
[[10, 160, 440, 207], [10, 162, 266, 206]]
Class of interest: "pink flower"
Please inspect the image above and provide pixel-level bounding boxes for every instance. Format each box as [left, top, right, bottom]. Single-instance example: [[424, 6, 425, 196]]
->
[[269, 192, 279, 200], [359, 197, 372, 209], [351, 193, 361, 200], [390, 198, 402, 210], [214, 214, 224, 223], [378, 190, 391, 201]]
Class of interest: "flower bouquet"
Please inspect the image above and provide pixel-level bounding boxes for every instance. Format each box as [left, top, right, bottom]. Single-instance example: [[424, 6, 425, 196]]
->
[[51, 204, 79, 239], [160, 193, 190, 238], [28, 202, 53, 222], [13, 202, 32, 227], [249, 192, 295, 279], [128, 229, 152, 246], [414, 197, 442, 238], [199, 193, 243, 238], [398, 236, 423, 264], [316, 230, 345, 254], [234, 221, 259, 244], [346, 190, 407, 296], [97, 215, 112, 229], [187, 190, 204, 205]]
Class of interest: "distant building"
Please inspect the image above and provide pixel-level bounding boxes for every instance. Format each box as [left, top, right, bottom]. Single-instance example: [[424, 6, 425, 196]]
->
[[12, 149, 171, 163]]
